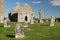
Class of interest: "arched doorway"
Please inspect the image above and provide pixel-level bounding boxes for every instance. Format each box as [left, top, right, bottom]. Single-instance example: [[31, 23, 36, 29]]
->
[[9, 13, 18, 22], [25, 16, 28, 21]]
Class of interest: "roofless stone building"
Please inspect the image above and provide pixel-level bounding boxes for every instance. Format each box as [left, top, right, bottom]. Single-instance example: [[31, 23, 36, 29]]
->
[[0, 0, 4, 23], [9, 2, 34, 22]]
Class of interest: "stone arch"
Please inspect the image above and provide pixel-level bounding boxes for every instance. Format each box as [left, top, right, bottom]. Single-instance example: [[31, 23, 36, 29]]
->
[[9, 13, 18, 22], [25, 16, 28, 21]]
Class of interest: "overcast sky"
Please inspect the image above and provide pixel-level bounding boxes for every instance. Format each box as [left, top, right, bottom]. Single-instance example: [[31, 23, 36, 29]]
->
[[4, 0, 60, 18]]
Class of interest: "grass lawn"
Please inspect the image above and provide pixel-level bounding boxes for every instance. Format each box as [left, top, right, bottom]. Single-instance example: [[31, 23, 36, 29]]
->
[[0, 22, 60, 40]]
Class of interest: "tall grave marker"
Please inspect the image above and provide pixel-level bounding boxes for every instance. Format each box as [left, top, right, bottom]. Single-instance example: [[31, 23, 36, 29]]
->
[[39, 9, 43, 23], [50, 16, 55, 26], [0, 0, 4, 23]]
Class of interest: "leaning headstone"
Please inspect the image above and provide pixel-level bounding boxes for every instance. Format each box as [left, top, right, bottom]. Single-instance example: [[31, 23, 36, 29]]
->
[[50, 16, 55, 26], [15, 23, 25, 38], [4, 18, 11, 27], [22, 21, 28, 27]]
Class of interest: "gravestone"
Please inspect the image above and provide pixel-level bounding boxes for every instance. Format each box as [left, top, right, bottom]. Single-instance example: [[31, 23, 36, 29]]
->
[[22, 21, 28, 27], [46, 20, 48, 22], [15, 23, 25, 38], [4, 18, 11, 27], [31, 17, 34, 24], [30, 13, 34, 24], [50, 16, 55, 26]]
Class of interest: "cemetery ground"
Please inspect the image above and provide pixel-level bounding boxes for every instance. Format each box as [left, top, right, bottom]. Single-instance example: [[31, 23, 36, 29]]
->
[[0, 22, 60, 40]]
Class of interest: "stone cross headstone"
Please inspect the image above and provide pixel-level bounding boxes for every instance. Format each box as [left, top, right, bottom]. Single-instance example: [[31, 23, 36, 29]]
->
[[15, 23, 25, 38], [22, 21, 28, 27], [4, 18, 11, 27], [50, 16, 55, 26]]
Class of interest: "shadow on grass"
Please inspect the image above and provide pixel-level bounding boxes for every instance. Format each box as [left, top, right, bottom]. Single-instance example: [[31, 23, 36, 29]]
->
[[40, 24, 49, 26], [58, 37, 60, 39], [6, 35, 15, 38], [0, 25, 4, 28], [0, 23, 4, 28]]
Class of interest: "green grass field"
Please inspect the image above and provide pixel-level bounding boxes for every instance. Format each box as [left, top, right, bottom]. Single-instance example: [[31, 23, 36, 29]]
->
[[0, 22, 60, 40]]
